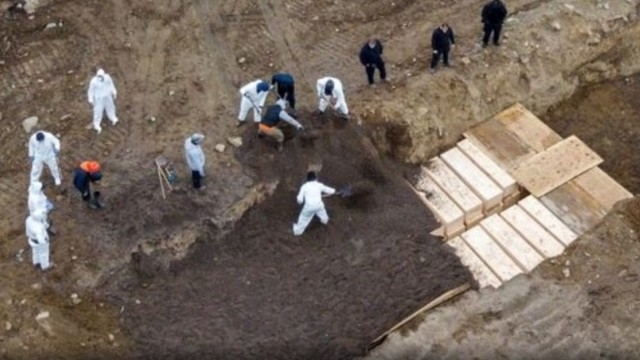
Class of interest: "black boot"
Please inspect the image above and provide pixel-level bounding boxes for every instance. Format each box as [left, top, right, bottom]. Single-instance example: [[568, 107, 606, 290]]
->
[[94, 191, 105, 209]]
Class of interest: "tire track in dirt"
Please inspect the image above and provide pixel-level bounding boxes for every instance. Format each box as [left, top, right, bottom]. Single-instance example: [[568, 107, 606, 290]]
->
[[0, 173, 28, 239], [0, 35, 91, 239], [0, 39, 84, 163], [193, 0, 244, 102], [257, 0, 314, 93], [304, 31, 364, 88]]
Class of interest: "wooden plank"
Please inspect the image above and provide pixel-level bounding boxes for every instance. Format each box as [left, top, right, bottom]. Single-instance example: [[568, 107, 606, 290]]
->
[[573, 167, 633, 212], [461, 226, 523, 282], [440, 148, 503, 213], [485, 202, 503, 216], [512, 135, 603, 197], [480, 214, 545, 272], [500, 205, 566, 258], [540, 180, 608, 235], [369, 283, 471, 348], [410, 179, 465, 238], [457, 139, 518, 197], [518, 195, 578, 247], [463, 115, 536, 172], [504, 191, 521, 208], [495, 103, 562, 152], [449, 237, 502, 289], [422, 161, 483, 225]]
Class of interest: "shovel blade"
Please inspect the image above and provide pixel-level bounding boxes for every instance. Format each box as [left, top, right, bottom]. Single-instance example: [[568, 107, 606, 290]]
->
[[338, 185, 353, 197]]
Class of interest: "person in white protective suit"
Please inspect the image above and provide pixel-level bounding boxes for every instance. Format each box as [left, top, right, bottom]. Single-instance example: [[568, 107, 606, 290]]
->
[[25, 209, 52, 271], [316, 76, 349, 119], [28, 181, 55, 233], [184, 133, 206, 190], [292, 171, 336, 236], [237, 80, 271, 126], [87, 68, 118, 134], [28, 131, 62, 187]]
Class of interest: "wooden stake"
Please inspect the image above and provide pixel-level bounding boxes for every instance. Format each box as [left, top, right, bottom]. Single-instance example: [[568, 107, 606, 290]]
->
[[157, 163, 166, 200], [369, 283, 470, 349], [159, 166, 173, 191]]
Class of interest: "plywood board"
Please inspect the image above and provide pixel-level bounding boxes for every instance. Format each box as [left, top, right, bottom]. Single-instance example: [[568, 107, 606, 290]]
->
[[512, 136, 603, 197], [461, 226, 523, 282], [457, 139, 518, 197], [480, 215, 544, 272], [495, 103, 562, 152], [369, 283, 471, 348], [412, 178, 465, 237], [573, 167, 634, 212], [463, 115, 536, 172], [518, 196, 578, 246], [422, 160, 483, 225], [540, 180, 608, 235], [500, 205, 566, 258], [449, 237, 502, 289], [440, 148, 503, 212]]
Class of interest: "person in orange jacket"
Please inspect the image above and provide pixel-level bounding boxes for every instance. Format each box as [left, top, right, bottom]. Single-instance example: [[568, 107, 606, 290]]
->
[[72, 160, 104, 209]]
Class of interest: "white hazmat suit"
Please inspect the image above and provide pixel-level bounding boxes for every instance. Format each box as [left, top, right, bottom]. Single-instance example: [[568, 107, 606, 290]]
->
[[238, 80, 270, 124], [87, 68, 118, 134], [28, 181, 53, 215], [317, 77, 348, 116], [25, 210, 51, 270], [184, 134, 205, 176], [293, 180, 336, 236], [28, 131, 61, 186]]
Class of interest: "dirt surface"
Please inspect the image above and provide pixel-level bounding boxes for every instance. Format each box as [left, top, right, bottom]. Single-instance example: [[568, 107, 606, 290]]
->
[[2, 0, 640, 359], [365, 57, 640, 360], [543, 74, 640, 194], [111, 112, 471, 360]]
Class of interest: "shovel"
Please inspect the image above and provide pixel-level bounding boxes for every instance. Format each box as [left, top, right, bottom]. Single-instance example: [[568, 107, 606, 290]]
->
[[335, 185, 353, 197], [336, 181, 374, 198]]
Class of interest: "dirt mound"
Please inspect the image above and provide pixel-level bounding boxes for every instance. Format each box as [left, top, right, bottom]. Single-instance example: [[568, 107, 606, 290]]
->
[[119, 112, 472, 360]]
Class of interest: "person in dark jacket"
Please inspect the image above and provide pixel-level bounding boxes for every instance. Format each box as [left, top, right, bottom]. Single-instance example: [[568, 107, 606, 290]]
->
[[271, 73, 296, 110], [430, 23, 455, 70], [359, 38, 386, 85], [482, 0, 507, 46], [72, 160, 104, 209], [259, 99, 304, 151]]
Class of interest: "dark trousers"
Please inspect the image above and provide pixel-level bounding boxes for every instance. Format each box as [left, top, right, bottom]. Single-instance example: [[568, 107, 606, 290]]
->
[[277, 83, 296, 109], [483, 23, 502, 45], [430, 49, 450, 68], [191, 170, 202, 189], [365, 61, 386, 85]]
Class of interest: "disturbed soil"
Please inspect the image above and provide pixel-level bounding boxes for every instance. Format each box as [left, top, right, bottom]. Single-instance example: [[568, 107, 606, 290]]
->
[[116, 113, 471, 360], [2, 0, 640, 359], [365, 69, 640, 360]]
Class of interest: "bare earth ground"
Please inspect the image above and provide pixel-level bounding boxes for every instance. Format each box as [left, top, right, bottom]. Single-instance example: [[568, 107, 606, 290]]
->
[[112, 112, 470, 360], [2, 0, 640, 359], [364, 64, 640, 360]]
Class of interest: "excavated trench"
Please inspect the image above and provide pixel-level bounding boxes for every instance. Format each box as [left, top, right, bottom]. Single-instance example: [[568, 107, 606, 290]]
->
[[110, 111, 473, 360]]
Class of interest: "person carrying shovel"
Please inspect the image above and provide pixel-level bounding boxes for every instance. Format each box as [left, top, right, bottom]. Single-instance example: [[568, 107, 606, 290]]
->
[[237, 79, 270, 127], [72, 160, 104, 209], [316, 76, 349, 119], [292, 171, 336, 236]]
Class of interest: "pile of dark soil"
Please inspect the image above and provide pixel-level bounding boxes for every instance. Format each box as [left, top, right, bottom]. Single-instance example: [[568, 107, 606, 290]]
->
[[121, 112, 472, 360]]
